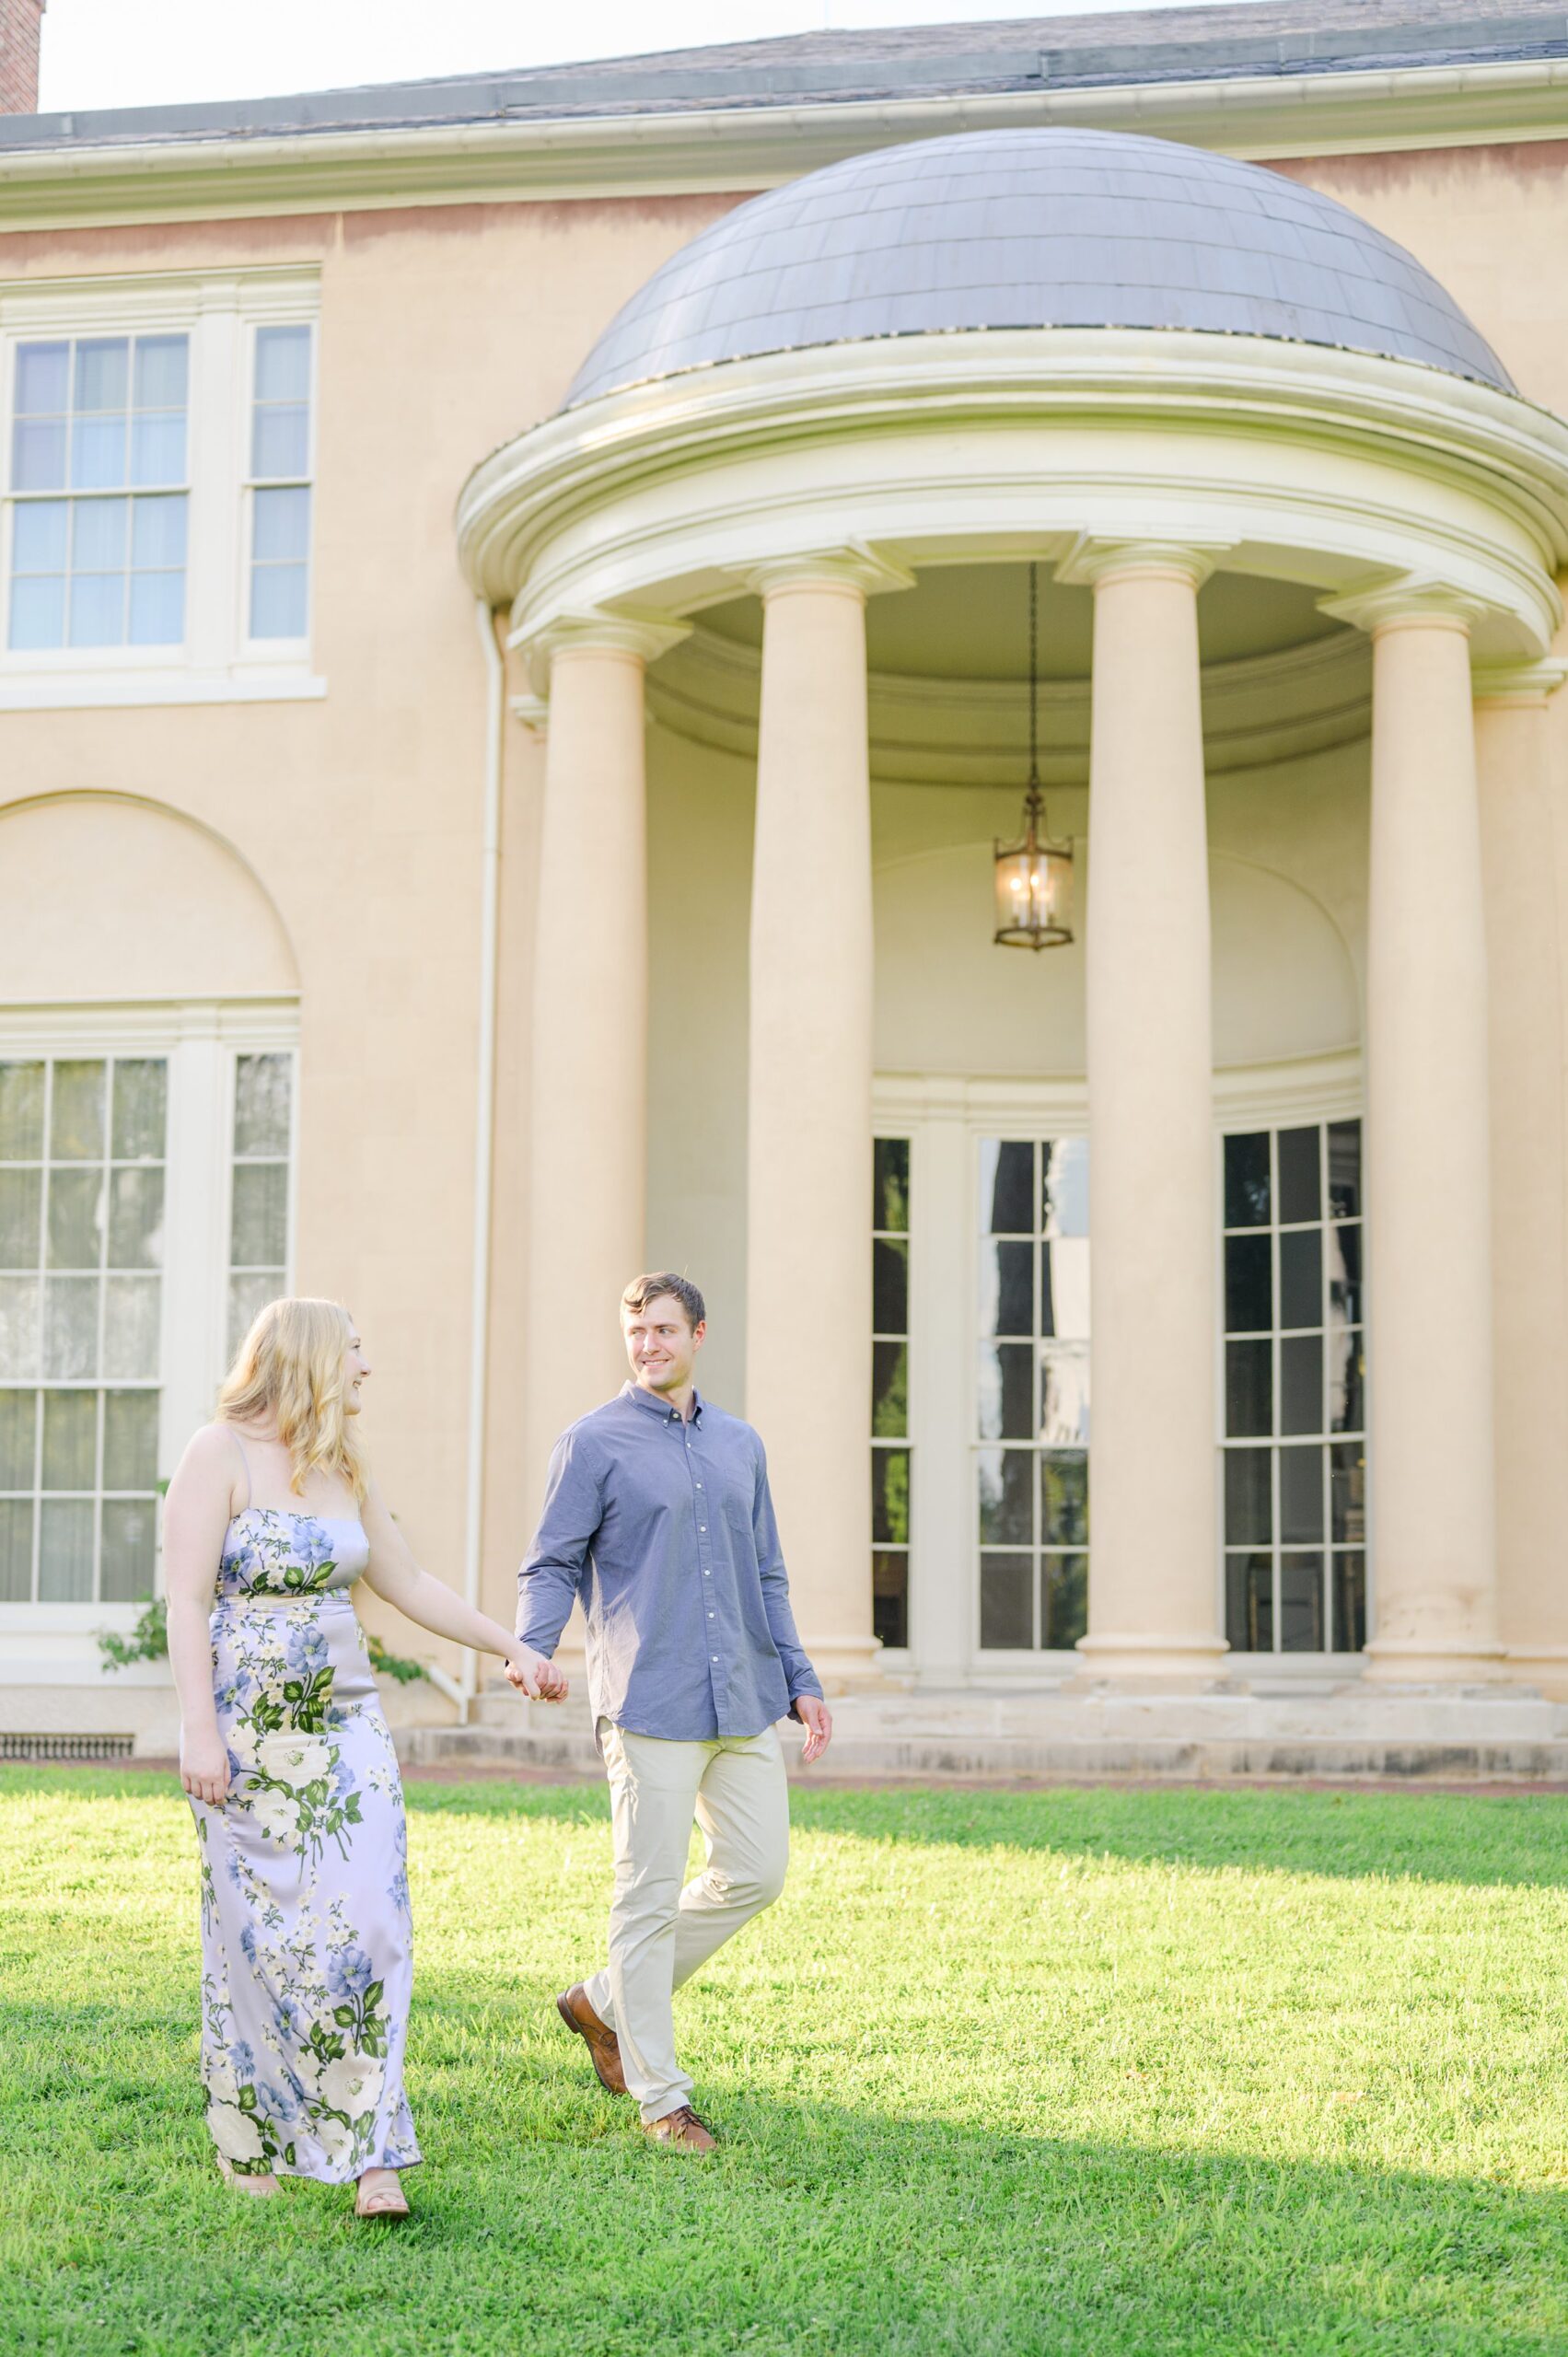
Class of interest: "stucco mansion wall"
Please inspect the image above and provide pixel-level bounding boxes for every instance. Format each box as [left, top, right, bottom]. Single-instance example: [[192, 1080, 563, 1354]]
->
[[0, 191, 747, 1653], [6, 132, 1568, 1664]]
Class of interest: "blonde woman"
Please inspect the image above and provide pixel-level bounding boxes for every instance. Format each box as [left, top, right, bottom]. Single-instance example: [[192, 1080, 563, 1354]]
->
[[163, 1297, 565, 2218]]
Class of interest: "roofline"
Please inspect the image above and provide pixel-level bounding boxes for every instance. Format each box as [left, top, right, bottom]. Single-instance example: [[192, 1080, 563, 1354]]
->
[[4, 54, 1568, 231]]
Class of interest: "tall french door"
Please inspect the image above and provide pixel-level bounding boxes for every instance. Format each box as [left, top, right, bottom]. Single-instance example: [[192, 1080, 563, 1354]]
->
[[874, 1064, 1367, 1678]]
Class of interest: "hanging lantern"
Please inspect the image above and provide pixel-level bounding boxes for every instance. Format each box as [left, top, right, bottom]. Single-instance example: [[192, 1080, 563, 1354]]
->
[[993, 784, 1074, 948], [993, 562, 1074, 951]]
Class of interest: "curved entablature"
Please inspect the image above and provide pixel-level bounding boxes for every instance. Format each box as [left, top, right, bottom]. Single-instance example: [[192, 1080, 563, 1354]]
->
[[648, 613, 1373, 784], [458, 327, 1568, 668], [564, 127, 1512, 409]]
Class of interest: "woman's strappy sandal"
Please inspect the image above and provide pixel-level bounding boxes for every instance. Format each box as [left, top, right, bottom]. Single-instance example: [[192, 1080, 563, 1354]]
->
[[215, 2152, 279, 2198], [354, 2170, 410, 2221]]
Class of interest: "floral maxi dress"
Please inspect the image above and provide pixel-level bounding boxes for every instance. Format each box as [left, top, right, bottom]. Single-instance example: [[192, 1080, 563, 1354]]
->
[[188, 1507, 421, 2181]]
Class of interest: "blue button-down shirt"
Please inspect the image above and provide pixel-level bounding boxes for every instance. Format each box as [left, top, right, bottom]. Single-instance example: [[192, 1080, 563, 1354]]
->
[[517, 1382, 823, 1742]]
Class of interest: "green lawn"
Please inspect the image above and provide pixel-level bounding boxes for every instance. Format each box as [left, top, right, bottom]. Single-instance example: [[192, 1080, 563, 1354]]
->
[[4, 1770, 1567, 2357]]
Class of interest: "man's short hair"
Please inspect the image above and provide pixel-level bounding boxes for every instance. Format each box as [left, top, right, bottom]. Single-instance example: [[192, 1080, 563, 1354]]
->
[[621, 1271, 706, 1330]]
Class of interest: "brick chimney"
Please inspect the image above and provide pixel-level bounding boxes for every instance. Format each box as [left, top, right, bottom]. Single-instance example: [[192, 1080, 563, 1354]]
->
[[0, 0, 45, 114]]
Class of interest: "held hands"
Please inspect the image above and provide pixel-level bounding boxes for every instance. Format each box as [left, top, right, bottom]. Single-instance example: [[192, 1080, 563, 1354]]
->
[[180, 1729, 231, 1807], [505, 1644, 569, 1702], [793, 1693, 832, 1765]]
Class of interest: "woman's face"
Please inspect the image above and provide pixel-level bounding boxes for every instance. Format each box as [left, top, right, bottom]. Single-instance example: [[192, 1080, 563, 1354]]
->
[[344, 1328, 371, 1414]]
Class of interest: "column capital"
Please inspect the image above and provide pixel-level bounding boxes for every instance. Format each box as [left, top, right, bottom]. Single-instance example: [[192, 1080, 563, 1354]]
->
[[742, 540, 915, 602], [510, 606, 691, 673], [1056, 536, 1229, 592], [1471, 656, 1568, 706], [1318, 576, 1486, 637]]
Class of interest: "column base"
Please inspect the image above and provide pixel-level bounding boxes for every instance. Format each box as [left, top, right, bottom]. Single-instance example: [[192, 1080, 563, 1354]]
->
[[799, 1632, 887, 1695], [1074, 1631, 1230, 1687], [1361, 1638, 1508, 1686], [1503, 1648, 1568, 1701]]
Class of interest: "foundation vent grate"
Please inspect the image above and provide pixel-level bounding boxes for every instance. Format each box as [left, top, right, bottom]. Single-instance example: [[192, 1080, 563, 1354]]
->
[[0, 1733, 135, 1762]]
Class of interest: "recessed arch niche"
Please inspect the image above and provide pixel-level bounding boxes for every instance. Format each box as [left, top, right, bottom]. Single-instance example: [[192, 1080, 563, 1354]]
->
[[872, 843, 1358, 1077], [0, 794, 298, 1004]]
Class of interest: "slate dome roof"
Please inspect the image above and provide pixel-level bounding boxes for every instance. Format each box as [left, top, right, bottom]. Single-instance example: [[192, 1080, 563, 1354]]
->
[[563, 126, 1511, 408]]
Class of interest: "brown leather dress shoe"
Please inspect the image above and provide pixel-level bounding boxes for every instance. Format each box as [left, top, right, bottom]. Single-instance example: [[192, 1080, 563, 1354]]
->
[[641, 2105, 716, 2154], [555, 1982, 628, 2096]]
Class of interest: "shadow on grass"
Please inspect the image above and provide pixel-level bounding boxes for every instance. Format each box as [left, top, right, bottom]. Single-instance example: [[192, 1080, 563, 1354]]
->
[[8, 1766, 1568, 1890], [405, 1772, 1568, 1892], [7, 2060, 1566, 2357]]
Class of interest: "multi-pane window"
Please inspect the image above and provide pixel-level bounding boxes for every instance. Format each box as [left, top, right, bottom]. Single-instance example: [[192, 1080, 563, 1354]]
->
[[227, 1053, 294, 1356], [7, 334, 189, 650], [0, 1057, 166, 1604], [871, 1138, 910, 1650], [976, 1136, 1090, 1651], [1221, 1120, 1367, 1654], [248, 325, 312, 642]]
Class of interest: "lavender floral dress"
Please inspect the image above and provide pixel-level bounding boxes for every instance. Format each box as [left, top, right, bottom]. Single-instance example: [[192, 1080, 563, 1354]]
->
[[187, 1504, 421, 2181]]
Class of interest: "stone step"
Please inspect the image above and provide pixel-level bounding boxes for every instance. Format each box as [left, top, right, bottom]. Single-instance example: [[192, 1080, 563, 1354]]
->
[[394, 1718, 1568, 1783]]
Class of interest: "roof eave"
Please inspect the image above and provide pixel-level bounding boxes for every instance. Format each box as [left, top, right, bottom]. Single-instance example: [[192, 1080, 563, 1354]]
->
[[4, 55, 1568, 229]]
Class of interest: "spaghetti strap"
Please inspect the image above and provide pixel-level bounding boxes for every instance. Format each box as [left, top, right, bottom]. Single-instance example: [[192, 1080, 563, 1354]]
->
[[228, 1427, 252, 1512]]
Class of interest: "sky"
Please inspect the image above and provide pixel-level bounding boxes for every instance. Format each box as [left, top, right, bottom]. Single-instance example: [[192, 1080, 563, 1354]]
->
[[37, 0, 1263, 113]]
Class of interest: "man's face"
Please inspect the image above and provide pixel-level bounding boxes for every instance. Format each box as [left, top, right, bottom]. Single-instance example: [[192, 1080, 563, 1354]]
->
[[622, 1295, 705, 1394]]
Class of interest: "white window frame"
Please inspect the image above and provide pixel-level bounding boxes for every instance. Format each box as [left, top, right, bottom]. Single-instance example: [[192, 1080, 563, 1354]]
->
[[1214, 1053, 1370, 1677], [0, 269, 323, 711], [239, 317, 317, 660], [0, 998, 297, 1680], [871, 1132, 913, 1658], [877, 1053, 1367, 1690]]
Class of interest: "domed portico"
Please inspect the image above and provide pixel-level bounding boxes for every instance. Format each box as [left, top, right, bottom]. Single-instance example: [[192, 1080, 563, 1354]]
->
[[459, 128, 1568, 1701]]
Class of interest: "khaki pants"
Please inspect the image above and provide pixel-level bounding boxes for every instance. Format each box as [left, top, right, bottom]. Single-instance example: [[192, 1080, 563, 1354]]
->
[[585, 1719, 790, 2123]]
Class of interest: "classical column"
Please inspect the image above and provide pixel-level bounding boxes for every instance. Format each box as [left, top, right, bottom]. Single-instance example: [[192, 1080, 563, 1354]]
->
[[1064, 542, 1227, 1681], [1325, 584, 1504, 1680], [1474, 660, 1568, 1694], [745, 548, 911, 1687], [522, 612, 687, 1487]]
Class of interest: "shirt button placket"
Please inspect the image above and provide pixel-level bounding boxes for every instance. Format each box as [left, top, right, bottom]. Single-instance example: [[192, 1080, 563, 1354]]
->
[[689, 1428, 723, 1724]]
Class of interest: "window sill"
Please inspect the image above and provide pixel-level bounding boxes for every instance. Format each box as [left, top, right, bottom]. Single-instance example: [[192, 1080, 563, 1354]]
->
[[0, 665, 326, 712]]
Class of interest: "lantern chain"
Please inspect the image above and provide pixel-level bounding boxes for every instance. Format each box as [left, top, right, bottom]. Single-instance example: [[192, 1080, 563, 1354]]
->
[[1028, 558, 1040, 792]]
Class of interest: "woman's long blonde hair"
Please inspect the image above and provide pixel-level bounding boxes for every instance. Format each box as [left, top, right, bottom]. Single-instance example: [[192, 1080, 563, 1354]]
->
[[216, 1296, 368, 1502]]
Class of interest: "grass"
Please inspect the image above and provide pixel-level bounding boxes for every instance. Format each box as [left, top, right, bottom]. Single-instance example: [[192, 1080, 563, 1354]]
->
[[4, 1769, 1568, 2356]]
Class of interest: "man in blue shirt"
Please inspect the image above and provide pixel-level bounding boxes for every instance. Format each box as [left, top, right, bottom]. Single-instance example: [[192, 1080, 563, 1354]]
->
[[513, 1271, 831, 2152]]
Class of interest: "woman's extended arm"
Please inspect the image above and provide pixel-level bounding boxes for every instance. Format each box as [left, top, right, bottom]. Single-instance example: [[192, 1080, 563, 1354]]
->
[[162, 1422, 244, 1805], [359, 1480, 567, 1701]]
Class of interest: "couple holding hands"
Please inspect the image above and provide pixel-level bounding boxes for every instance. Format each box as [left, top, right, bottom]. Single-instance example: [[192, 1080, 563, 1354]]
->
[[167, 1273, 830, 2218]]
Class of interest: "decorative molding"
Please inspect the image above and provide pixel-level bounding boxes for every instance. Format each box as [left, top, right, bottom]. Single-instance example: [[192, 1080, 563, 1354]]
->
[[459, 329, 1568, 668], [0, 997, 300, 1046], [648, 617, 1373, 783], [742, 541, 917, 601], [1318, 576, 1489, 634], [508, 606, 691, 689], [1471, 656, 1568, 703], [0, 668, 326, 714], [508, 691, 550, 734], [1056, 535, 1231, 591], [7, 60, 1568, 231], [0, 264, 319, 328], [871, 1050, 1363, 1131]]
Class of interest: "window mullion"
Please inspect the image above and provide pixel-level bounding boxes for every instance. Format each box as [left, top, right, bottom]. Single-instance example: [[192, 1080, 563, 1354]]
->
[[185, 303, 240, 675]]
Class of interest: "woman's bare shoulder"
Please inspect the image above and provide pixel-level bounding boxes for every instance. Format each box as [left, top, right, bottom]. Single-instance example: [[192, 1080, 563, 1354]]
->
[[178, 1421, 243, 1475]]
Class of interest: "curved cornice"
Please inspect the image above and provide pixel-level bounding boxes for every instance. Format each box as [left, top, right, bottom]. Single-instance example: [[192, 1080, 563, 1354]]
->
[[458, 326, 1568, 664], [648, 619, 1372, 783], [6, 60, 1568, 230]]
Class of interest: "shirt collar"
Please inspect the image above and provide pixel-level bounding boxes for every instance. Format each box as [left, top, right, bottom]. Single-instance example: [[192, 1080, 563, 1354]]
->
[[621, 1378, 704, 1427]]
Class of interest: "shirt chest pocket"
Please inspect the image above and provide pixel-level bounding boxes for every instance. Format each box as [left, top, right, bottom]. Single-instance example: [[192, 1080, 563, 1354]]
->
[[708, 1469, 757, 1546]]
